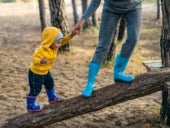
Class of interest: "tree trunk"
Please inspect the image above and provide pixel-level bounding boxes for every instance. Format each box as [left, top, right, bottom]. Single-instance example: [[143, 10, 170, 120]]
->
[[81, 0, 91, 29], [117, 16, 125, 41], [2, 68, 170, 128], [156, 0, 160, 20], [160, 0, 170, 67], [159, 0, 170, 126], [91, 12, 97, 26], [49, 0, 70, 51], [38, 0, 46, 31], [71, 0, 79, 25], [104, 31, 116, 62]]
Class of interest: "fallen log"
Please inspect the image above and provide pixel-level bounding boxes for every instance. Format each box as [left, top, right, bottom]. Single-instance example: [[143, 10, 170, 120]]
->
[[1, 68, 170, 128]]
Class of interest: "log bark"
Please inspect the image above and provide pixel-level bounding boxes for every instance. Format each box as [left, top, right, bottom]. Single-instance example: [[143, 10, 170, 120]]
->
[[2, 68, 170, 128]]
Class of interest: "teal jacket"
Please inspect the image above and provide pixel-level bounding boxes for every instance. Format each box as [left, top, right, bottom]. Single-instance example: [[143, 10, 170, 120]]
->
[[82, 0, 142, 20]]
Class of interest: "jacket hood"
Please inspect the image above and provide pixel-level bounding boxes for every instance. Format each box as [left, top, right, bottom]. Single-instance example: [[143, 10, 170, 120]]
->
[[41, 27, 61, 49]]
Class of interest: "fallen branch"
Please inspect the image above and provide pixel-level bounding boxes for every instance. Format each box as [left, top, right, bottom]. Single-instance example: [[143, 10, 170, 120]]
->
[[1, 68, 170, 128]]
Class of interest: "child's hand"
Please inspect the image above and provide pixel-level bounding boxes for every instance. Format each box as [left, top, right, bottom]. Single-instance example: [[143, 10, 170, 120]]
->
[[71, 28, 79, 36], [40, 57, 48, 64]]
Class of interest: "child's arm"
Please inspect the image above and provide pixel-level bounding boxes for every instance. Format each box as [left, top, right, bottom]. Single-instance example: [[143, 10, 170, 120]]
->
[[61, 34, 73, 46], [32, 53, 41, 64], [57, 32, 76, 48], [32, 56, 49, 65], [32, 49, 48, 64]]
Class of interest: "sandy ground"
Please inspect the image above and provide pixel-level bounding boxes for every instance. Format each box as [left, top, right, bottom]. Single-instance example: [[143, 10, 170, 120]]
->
[[0, 2, 164, 128]]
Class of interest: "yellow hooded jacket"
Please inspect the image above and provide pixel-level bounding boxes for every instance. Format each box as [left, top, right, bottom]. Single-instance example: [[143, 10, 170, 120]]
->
[[29, 27, 73, 75]]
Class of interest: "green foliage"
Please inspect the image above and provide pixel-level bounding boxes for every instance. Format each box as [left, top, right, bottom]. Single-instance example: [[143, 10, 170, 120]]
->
[[0, 0, 16, 3]]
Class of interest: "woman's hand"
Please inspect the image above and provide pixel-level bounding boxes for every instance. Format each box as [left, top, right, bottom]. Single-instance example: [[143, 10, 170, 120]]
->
[[72, 19, 86, 35]]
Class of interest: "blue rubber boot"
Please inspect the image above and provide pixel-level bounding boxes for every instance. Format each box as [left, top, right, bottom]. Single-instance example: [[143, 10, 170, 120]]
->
[[82, 62, 101, 97], [114, 54, 134, 83], [46, 89, 63, 104], [26, 96, 42, 112]]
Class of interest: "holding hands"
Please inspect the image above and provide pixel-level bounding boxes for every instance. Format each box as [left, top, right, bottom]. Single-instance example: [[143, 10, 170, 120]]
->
[[72, 19, 85, 35]]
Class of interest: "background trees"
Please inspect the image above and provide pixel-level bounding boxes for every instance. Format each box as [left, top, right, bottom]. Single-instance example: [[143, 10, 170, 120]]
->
[[38, 0, 46, 31], [71, 0, 79, 25]]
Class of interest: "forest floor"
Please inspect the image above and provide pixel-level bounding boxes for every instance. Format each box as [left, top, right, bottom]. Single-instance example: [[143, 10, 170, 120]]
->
[[0, 1, 165, 128]]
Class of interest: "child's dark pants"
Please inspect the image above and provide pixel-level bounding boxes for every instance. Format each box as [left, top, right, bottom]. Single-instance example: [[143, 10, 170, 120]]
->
[[28, 69, 54, 97]]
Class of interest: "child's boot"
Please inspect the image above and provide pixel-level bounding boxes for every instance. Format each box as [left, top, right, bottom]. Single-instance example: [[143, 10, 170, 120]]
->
[[82, 62, 101, 97], [26, 96, 42, 112], [46, 89, 63, 104], [114, 54, 134, 83]]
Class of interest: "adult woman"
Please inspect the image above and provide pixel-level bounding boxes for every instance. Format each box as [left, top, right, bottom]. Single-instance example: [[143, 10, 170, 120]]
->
[[72, 0, 142, 97]]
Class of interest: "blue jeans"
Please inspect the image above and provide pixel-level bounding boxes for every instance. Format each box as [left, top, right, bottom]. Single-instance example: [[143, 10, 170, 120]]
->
[[28, 69, 55, 96], [92, 8, 142, 64]]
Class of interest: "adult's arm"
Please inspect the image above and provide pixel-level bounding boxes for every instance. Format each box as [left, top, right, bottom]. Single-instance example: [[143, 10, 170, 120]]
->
[[72, 0, 101, 34], [82, 0, 101, 20]]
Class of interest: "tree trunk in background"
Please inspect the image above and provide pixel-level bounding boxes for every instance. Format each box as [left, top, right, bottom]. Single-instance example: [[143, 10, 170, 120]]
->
[[49, 0, 70, 51], [160, 0, 170, 126], [160, 0, 170, 67], [71, 0, 79, 25], [156, 0, 160, 20], [92, 12, 97, 26], [38, 0, 46, 31], [81, 0, 91, 29], [118, 16, 125, 41], [104, 31, 116, 63], [2, 68, 170, 128]]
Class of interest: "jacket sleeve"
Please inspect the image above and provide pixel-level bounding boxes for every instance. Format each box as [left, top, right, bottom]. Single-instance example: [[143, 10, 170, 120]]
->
[[61, 34, 73, 46], [82, 0, 101, 20], [31, 49, 42, 64], [32, 55, 41, 64]]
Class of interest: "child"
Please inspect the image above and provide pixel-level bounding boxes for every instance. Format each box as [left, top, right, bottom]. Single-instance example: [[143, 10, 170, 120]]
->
[[27, 27, 75, 112]]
